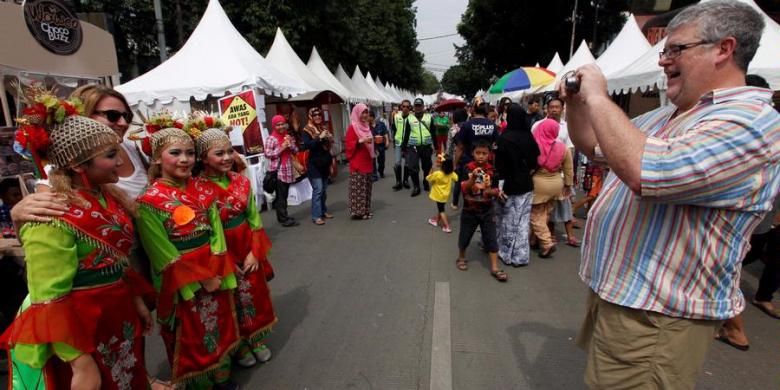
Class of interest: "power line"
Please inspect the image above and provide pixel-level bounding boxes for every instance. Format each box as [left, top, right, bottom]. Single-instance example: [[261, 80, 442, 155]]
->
[[418, 32, 459, 41]]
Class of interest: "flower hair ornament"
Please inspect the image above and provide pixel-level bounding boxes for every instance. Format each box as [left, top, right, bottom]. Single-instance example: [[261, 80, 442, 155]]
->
[[183, 112, 233, 157], [132, 110, 185, 157], [13, 83, 84, 178]]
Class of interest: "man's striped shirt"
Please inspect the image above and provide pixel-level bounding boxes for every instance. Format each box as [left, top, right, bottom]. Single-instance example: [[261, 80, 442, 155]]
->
[[580, 87, 780, 320]]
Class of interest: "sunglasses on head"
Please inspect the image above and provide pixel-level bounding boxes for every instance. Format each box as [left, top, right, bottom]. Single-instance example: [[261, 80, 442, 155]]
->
[[95, 109, 132, 123]]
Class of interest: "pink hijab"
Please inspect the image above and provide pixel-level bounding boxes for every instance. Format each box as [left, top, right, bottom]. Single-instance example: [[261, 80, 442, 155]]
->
[[533, 118, 566, 172], [350, 103, 375, 158]]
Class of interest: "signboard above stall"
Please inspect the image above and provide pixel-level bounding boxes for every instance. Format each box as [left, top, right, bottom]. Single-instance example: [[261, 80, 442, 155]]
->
[[23, 0, 83, 55]]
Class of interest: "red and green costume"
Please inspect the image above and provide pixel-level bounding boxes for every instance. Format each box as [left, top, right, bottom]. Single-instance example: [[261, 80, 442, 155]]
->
[[136, 178, 239, 386], [200, 173, 276, 352], [1, 189, 151, 389]]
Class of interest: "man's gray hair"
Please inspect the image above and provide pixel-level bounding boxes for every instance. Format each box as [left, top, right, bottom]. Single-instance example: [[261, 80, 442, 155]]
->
[[667, 0, 764, 71]]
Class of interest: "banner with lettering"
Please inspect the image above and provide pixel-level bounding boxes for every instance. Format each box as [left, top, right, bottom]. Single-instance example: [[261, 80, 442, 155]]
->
[[218, 90, 266, 155]]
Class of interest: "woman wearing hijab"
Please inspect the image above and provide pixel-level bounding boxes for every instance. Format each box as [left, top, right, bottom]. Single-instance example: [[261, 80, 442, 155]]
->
[[345, 104, 375, 219], [530, 119, 573, 258], [495, 104, 540, 266], [265, 115, 300, 227], [301, 107, 335, 225]]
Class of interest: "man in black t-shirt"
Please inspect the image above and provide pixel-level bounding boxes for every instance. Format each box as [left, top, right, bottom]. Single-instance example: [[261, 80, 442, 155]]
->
[[453, 97, 498, 168]]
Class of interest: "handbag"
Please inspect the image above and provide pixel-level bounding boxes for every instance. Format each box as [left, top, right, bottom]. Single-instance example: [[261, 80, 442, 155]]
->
[[262, 156, 281, 193]]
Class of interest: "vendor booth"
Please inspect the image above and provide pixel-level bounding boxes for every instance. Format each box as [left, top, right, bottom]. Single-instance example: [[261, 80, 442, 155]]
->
[[0, 0, 118, 127]]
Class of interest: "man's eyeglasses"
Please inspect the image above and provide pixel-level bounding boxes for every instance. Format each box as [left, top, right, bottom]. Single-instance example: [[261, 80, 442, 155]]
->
[[95, 109, 132, 123], [659, 41, 710, 60], [400, 105, 410, 109]]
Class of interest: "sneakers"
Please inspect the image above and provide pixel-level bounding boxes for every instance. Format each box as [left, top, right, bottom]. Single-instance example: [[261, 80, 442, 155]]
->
[[442, 226, 452, 233], [254, 345, 273, 363], [428, 218, 439, 227]]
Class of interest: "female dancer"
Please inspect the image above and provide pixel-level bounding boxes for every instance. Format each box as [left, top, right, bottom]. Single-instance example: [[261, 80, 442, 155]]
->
[[2, 88, 151, 389], [135, 123, 240, 389], [189, 116, 277, 368]]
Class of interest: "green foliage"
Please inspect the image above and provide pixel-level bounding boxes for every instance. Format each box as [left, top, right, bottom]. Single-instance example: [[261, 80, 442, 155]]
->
[[450, 0, 630, 96], [420, 70, 441, 95], [77, 0, 425, 90]]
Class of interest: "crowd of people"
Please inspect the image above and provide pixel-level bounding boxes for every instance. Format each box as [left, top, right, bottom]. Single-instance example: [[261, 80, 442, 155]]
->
[[0, 1, 778, 389]]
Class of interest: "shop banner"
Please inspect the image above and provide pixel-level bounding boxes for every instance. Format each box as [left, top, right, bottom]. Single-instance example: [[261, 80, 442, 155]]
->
[[218, 90, 266, 155]]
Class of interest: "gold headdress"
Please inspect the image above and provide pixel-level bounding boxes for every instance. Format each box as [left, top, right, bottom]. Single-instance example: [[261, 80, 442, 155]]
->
[[48, 116, 120, 169], [183, 112, 231, 157]]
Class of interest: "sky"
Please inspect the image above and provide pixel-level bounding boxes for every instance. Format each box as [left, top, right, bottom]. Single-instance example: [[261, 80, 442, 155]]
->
[[414, 0, 469, 80]]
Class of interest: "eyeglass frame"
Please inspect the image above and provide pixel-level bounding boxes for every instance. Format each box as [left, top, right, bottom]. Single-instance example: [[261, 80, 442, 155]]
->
[[94, 109, 133, 123], [659, 40, 711, 60]]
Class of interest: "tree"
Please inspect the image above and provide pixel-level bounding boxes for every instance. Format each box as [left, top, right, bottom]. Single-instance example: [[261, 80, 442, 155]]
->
[[79, 0, 426, 90], [420, 70, 441, 94], [454, 0, 629, 87]]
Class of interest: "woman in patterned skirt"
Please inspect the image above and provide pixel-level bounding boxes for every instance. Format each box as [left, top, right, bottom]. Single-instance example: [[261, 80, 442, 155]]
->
[[495, 104, 540, 266], [2, 91, 152, 389], [345, 104, 375, 219], [191, 117, 277, 369], [136, 127, 240, 389]]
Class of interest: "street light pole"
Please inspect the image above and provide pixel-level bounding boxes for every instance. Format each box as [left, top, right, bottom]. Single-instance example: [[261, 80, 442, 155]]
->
[[569, 0, 579, 59], [153, 0, 168, 62]]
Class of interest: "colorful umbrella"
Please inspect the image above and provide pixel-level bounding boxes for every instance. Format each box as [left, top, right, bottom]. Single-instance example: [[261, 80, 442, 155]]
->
[[488, 67, 556, 94]]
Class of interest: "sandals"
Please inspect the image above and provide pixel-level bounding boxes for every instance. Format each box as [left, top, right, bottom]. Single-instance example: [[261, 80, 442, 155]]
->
[[539, 245, 557, 258], [456, 258, 468, 271], [714, 333, 749, 351], [324, 213, 335, 219], [566, 238, 581, 247], [491, 269, 509, 282], [313, 218, 325, 225], [752, 299, 780, 319]]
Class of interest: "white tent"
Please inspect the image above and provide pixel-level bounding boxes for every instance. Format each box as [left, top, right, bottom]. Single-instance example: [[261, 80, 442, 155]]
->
[[351, 65, 384, 104], [365, 71, 394, 103], [608, 0, 780, 93], [539, 40, 596, 93], [116, 0, 306, 109], [547, 52, 565, 74], [596, 15, 652, 77], [384, 82, 403, 102], [266, 28, 347, 101], [607, 38, 667, 94], [335, 64, 368, 102], [307, 47, 360, 103]]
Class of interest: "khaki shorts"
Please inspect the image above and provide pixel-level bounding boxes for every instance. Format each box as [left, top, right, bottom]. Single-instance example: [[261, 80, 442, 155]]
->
[[576, 291, 721, 390]]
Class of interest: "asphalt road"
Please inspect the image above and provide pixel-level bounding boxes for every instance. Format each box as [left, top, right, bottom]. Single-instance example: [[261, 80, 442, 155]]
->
[[140, 161, 779, 389]]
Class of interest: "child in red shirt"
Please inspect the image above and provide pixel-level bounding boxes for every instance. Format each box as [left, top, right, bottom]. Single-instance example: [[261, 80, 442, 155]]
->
[[456, 140, 508, 282]]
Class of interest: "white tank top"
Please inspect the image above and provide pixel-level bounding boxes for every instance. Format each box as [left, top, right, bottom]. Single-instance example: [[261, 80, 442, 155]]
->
[[116, 140, 149, 199]]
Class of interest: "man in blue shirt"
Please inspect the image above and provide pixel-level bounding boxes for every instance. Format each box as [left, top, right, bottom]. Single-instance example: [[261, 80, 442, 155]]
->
[[369, 111, 390, 181]]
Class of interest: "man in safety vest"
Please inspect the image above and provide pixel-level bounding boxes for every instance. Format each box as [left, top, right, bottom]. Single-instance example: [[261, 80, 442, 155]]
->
[[393, 98, 433, 196]]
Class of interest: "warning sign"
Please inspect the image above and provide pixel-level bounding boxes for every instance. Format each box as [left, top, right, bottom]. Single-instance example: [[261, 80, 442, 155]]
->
[[218, 91, 265, 154]]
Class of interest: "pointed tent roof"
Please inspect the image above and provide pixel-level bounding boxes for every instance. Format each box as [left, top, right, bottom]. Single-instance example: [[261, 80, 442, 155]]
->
[[265, 28, 342, 98], [351, 65, 383, 103], [117, 0, 306, 105], [384, 82, 402, 101], [306, 47, 359, 102], [608, 0, 780, 93], [336, 64, 368, 102], [607, 38, 666, 94], [539, 40, 596, 92], [596, 15, 651, 77], [546, 53, 564, 74], [365, 71, 394, 102]]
